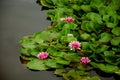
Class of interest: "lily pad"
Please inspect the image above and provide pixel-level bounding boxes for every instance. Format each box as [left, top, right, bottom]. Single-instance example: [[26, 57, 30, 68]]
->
[[27, 59, 49, 70], [45, 59, 63, 68]]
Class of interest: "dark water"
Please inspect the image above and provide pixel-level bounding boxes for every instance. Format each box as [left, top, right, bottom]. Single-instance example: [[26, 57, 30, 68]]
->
[[0, 0, 119, 80], [0, 0, 61, 80]]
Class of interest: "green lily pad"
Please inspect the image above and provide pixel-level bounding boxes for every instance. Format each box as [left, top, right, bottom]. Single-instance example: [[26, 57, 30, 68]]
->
[[63, 52, 81, 62], [80, 33, 91, 40], [40, 0, 54, 8], [111, 37, 120, 46], [54, 68, 66, 76], [86, 12, 103, 24], [27, 59, 49, 70], [45, 59, 63, 68], [20, 36, 36, 48], [55, 57, 70, 65], [90, 62, 119, 73], [112, 27, 120, 36], [99, 32, 111, 43]]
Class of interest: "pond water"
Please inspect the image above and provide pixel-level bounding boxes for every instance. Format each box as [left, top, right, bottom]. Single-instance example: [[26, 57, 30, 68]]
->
[[0, 0, 119, 80], [0, 0, 61, 80]]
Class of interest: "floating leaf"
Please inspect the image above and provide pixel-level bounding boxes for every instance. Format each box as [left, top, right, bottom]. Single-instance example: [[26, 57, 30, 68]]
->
[[90, 62, 119, 73], [34, 31, 59, 41], [105, 55, 120, 65], [77, 64, 93, 71], [54, 68, 66, 76], [103, 14, 118, 28], [60, 36, 77, 43], [72, 4, 80, 11], [20, 48, 31, 56], [45, 59, 63, 68], [81, 5, 91, 12], [40, 0, 54, 8], [96, 45, 109, 53], [89, 43, 99, 51], [20, 55, 33, 61], [112, 27, 120, 36], [55, 57, 70, 65], [86, 12, 103, 24], [29, 48, 39, 57], [63, 70, 100, 80], [20, 36, 36, 48], [115, 70, 120, 75], [81, 21, 102, 32], [104, 51, 115, 56], [111, 37, 120, 46], [63, 52, 81, 62], [81, 21, 92, 32], [27, 59, 49, 70], [80, 33, 91, 40], [90, 0, 104, 9], [47, 47, 66, 57], [81, 42, 90, 50], [88, 76, 101, 80], [99, 32, 111, 42]]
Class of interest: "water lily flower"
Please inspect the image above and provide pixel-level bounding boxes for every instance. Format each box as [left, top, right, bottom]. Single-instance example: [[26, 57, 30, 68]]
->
[[69, 41, 81, 50], [60, 17, 74, 23], [80, 57, 91, 64], [66, 17, 74, 23], [37, 52, 49, 60]]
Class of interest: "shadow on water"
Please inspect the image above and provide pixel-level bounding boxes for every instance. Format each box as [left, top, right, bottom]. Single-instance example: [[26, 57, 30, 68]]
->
[[114, 74, 120, 80], [93, 69, 120, 80], [95, 69, 114, 78]]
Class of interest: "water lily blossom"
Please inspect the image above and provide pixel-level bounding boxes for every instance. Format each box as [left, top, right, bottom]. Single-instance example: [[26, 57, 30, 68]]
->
[[66, 17, 74, 23], [60, 17, 74, 23], [80, 57, 91, 64], [69, 41, 81, 50], [37, 52, 49, 60]]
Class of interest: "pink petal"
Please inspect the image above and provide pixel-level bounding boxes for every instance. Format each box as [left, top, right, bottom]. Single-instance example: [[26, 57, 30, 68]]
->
[[37, 52, 49, 60], [80, 57, 91, 64]]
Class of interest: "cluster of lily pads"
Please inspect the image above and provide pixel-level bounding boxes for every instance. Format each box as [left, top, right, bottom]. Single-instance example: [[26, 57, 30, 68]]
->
[[20, 0, 120, 80]]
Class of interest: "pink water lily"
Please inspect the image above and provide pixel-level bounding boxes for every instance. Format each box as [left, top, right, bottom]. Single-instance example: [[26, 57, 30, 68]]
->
[[66, 17, 74, 23], [60, 17, 74, 23], [69, 41, 81, 50], [37, 52, 49, 60], [80, 57, 91, 64]]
